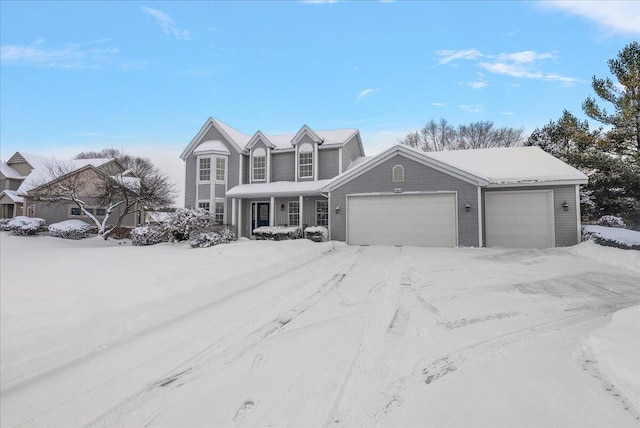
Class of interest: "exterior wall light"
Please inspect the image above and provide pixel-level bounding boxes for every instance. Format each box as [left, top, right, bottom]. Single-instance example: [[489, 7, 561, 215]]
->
[[335, 205, 341, 214], [562, 201, 569, 211], [280, 203, 285, 211], [465, 203, 471, 212]]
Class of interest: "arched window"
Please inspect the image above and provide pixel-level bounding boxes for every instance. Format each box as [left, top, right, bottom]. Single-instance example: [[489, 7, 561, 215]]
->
[[252, 148, 266, 181], [298, 143, 313, 178], [392, 164, 405, 182]]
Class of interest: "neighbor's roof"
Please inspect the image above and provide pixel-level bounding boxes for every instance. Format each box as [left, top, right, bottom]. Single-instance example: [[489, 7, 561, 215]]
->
[[181, 117, 360, 159], [226, 180, 333, 198], [15, 153, 114, 195], [426, 146, 588, 186], [0, 189, 24, 203], [0, 162, 24, 179]]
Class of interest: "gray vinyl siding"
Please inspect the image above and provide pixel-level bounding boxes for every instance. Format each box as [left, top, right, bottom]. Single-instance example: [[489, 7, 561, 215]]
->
[[242, 155, 250, 184], [329, 154, 480, 246], [215, 184, 226, 198], [1, 177, 22, 191], [481, 185, 579, 247], [184, 156, 197, 208], [298, 134, 316, 146], [272, 152, 295, 182], [341, 135, 364, 171], [318, 148, 339, 179]]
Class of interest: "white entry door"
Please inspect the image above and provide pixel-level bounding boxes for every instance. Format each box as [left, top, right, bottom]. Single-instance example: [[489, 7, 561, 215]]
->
[[347, 193, 457, 247], [485, 190, 555, 248]]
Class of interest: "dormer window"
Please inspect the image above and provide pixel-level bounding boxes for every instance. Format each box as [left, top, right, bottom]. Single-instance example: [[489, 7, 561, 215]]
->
[[252, 148, 266, 181], [392, 164, 405, 182], [298, 143, 313, 179]]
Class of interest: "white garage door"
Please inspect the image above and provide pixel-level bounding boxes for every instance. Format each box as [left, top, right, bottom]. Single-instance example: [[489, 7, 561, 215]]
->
[[485, 190, 555, 248], [347, 193, 457, 247]]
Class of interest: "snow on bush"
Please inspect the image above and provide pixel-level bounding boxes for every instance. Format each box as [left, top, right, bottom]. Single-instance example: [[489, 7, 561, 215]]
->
[[131, 225, 168, 246], [189, 226, 236, 248], [48, 220, 93, 240], [163, 208, 219, 242], [596, 215, 626, 229], [4, 216, 45, 236], [304, 226, 328, 242], [253, 226, 302, 241], [582, 225, 640, 250], [0, 218, 11, 231]]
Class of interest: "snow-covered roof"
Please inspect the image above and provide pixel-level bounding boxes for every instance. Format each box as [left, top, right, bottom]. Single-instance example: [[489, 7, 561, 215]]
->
[[15, 154, 114, 195], [181, 117, 360, 159], [227, 180, 333, 198], [0, 162, 24, 179], [426, 146, 588, 186], [0, 190, 24, 203], [347, 156, 373, 170], [193, 140, 231, 155]]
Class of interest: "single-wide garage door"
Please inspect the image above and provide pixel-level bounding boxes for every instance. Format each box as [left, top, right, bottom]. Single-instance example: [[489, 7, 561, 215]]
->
[[485, 190, 555, 248], [347, 193, 457, 247]]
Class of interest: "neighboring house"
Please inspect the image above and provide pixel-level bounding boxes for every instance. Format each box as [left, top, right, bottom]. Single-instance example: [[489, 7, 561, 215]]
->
[[182, 118, 588, 249], [1, 152, 141, 227]]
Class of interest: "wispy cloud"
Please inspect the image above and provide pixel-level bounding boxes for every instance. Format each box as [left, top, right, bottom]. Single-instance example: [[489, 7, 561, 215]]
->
[[432, 102, 445, 106], [459, 104, 484, 113], [142, 7, 191, 41], [434, 47, 579, 86], [357, 88, 378, 100], [1, 39, 119, 69], [540, 1, 640, 35], [301, 0, 341, 3], [433, 49, 482, 67]]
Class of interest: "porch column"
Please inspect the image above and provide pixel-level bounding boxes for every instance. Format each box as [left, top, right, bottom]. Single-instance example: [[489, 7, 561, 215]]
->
[[238, 199, 243, 238], [299, 195, 304, 230], [231, 198, 236, 227], [270, 196, 275, 227]]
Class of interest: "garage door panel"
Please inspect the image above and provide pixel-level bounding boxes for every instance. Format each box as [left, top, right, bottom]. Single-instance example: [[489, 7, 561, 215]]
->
[[347, 193, 457, 247], [485, 191, 554, 249]]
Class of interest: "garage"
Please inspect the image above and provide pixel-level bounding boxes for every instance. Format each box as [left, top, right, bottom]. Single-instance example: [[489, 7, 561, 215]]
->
[[484, 190, 555, 248], [347, 193, 457, 247]]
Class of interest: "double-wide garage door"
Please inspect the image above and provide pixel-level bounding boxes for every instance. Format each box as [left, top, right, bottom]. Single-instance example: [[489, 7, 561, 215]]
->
[[485, 190, 555, 248], [347, 193, 457, 247]]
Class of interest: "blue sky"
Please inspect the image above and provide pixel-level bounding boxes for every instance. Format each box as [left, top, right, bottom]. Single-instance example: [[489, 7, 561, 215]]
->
[[1, 1, 638, 198]]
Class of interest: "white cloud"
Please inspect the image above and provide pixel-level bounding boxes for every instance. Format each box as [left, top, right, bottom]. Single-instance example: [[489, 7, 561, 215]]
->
[[459, 104, 484, 113], [467, 81, 488, 89], [432, 102, 445, 106], [479, 61, 580, 85], [540, 1, 640, 35], [1, 39, 119, 69], [433, 49, 482, 67], [357, 88, 378, 100], [495, 50, 556, 63], [142, 7, 191, 41]]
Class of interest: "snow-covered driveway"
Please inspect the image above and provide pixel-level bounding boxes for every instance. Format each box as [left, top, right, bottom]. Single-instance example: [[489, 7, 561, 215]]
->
[[1, 236, 639, 427]]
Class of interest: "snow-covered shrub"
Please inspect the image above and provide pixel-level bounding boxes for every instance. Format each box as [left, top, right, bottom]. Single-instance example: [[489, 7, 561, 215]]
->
[[304, 226, 328, 242], [131, 225, 168, 246], [582, 225, 640, 250], [0, 218, 11, 231], [163, 208, 218, 242], [189, 226, 236, 248], [48, 220, 93, 239], [6, 216, 45, 236], [596, 215, 626, 229], [253, 226, 302, 241]]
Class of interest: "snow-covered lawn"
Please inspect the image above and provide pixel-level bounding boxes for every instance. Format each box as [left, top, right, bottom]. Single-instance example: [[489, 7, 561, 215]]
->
[[1, 234, 638, 427]]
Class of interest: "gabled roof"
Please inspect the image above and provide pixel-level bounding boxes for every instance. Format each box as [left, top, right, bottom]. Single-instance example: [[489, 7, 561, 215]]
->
[[426, 146, 588, 186], [246, 131, 276, 150], [181, 117, 362, 158], [0, 162, 23, 179], [15, 155, 117, 196], [323, 144, 489, 192], [0, 189, 23, 203]]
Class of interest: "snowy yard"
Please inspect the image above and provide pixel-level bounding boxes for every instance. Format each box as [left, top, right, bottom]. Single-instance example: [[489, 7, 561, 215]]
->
[[1, 234, 639, 427]]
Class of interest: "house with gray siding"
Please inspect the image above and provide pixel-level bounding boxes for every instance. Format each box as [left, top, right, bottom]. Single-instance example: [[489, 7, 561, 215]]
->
[[181, 118, 587, 249]]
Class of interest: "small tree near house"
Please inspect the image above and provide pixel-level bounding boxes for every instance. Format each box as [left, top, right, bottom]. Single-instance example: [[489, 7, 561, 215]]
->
[[30, 157, 175, 240]]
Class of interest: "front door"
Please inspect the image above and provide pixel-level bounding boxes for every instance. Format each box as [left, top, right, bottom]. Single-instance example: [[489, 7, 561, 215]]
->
[[251, 202, 270, 232]]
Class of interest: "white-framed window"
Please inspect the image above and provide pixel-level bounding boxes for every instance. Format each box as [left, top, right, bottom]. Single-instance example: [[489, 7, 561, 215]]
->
[[214, 201, 225, 224], [96, 208, 107, 216], [316, 200, 328, 226], [198, 201, 210, 211], [288, 201, 300, 226], [70, 207, 82, 216], [69, 206, 106, 217], [216, 157, 226, 182], [199, 157, 211, 182], [298, 143, 313, 179], [253, 148, 266, 181], [392, 164, 405, 182]]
